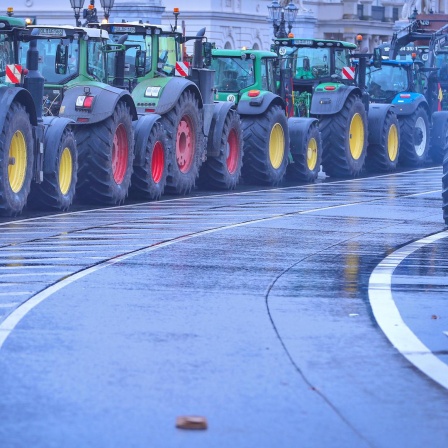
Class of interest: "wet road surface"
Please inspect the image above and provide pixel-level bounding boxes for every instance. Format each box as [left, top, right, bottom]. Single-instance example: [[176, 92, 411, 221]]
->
[[0, 167, 447, 447]]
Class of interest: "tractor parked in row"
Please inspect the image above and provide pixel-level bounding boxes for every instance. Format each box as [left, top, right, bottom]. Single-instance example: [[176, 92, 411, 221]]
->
[[210, 48, 321, 184], [101, 10, 243, 194], [0, 13, 77, 216], [272, 36, 400, 177]]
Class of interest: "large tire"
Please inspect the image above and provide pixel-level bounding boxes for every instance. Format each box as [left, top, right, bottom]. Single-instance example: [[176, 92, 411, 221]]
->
[[286, 122, 322, 183], [76, 102, 134, 205], [198, 109, 243, 190], [0, 102, 34, 216], [321, 95, 367, 178], [130, 121, 168, 200], [241, 104, 289, 186], [366, 110, 400, 172], [29, 128, 77, 211], [161, 90, 204, 195], [443, 149, 448, 225], [429, 113, 448, 164], [398, 107, 429, 167]]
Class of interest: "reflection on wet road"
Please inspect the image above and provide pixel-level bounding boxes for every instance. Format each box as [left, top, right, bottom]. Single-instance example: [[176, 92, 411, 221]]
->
[[0, 167, 446, 447]]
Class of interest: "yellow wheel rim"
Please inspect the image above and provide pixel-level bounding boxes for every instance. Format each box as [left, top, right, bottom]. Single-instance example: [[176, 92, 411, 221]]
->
[[349, 113, 364, 160], [8, 130, 27, 193], [387, 123, 399, 162], [59, 147, 73, 195], [269, 123, 285, 169], [307, 137, 318, 171]]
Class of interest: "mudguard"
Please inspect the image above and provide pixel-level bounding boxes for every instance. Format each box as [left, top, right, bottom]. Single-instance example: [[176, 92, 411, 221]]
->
[[431, 111, 448, 149], [310, 85, 362, 116], [206, 102, 236, 158], [237, 92, 285, 116], [42, 116, 74, 174], [288, 117, 319, 155], [367, 104, 396, 147], [154, 78, 203, 116], [0, 86, 38, 129], [132, 113, 163, 167], [59, 84, 137, 125], [392, 94, 428, 116]]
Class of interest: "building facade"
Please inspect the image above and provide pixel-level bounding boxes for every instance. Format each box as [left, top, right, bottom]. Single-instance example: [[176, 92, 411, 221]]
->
[[9, 0, 448, 51]]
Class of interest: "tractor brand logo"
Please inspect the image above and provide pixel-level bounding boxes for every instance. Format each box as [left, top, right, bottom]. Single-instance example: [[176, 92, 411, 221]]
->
[[279, 47, 287, 56], [227, 94, 236, 102], [5, 65, 23, 84], [341, 66, 355, 80], [175, 61, 190, 77]]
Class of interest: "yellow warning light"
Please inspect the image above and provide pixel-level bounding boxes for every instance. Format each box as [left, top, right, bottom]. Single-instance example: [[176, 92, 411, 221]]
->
[[356, 34, 363, 42], [25, 18, 32, 25], [88, 4, 94, 9], [411, 52, 417, 60], [288, 33, 294, 38], [6, 7, 13, 16], [174, 7, 179, 13]]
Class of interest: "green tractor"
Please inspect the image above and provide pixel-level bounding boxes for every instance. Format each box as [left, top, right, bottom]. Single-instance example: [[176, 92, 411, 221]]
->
[[272, 37, 399, 177], [101, 11, 243, 194], [210, 48, 321, 184], [19, 25, 138, 205], [0, 13, 77, 216]]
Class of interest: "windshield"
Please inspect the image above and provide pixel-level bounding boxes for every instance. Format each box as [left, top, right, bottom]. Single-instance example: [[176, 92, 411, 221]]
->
[[294, 48, 330, 79], [0, 33, 14, 81], [367, 65, 409, 101], [211, 56, 255, 92], [436, 52, 448, 83], [109, 33, 151, 78], [19, 37, 79, 84]]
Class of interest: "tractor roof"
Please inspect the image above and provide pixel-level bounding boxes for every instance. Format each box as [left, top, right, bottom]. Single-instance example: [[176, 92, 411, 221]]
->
[[212, 48, 278, 59], [27, 25, 109, 39], [273, 37, 357, 50], [0, 15, 27, 29]]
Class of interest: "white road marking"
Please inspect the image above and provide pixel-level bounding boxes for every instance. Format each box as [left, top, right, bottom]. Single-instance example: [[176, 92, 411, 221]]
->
[[368, 231, 448, 390]]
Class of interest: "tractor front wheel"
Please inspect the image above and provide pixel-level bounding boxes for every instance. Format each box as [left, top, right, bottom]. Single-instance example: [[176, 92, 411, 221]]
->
[[366, 111, 399, 172], [198, 109, 243, 190], [162, 90, 204, 195], [130, 121, 168, 200], [321, 95, 367, 177], [241, 104, 289, 185], [29, 128, 77, 210], [286, 122, 322, 182], [399, 107, 429, 167], [76, 101, 134, 204], [0, 102, 34, 216]]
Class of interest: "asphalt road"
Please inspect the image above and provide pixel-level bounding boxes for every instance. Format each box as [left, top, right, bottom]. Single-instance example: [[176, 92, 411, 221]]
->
[[0, 167, 447, 448]]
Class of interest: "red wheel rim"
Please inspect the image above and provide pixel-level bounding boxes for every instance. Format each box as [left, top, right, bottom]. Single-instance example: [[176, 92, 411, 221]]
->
[[226, 128, 239, 174], [112, 123, 129, 184], [176, 115, 195, 173], [152, 140, 164, 184]]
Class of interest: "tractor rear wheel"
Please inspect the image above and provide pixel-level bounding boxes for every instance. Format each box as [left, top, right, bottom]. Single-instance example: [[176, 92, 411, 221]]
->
[[29, 128, 77, 210], [162, 90, 204, 195], [76, 101, 134, 204], [443, 150, 448, 224], [241, 104, 289, 185], [321, 95, 367, 177], [130, 121, 168, 200], [366, 111, 399, 172], [398, 107, 429, 167], [286, 122, 322, 182], [198, 109, 243, 190], [0, 102, 34, 216]]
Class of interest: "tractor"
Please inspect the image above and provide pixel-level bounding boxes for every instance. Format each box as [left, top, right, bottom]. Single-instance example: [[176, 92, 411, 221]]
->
[[0, 12, 77, 216], [272, 36, 400, 177], [19, 25, 138, 205], [210, 48, 321, 184], [101, 10, 243, 194]]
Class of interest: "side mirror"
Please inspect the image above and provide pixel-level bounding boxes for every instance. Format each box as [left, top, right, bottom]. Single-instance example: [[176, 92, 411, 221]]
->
[[135, 49, 146, 77], [373, 47, 382, 69], [55, 43, 68, 75]]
